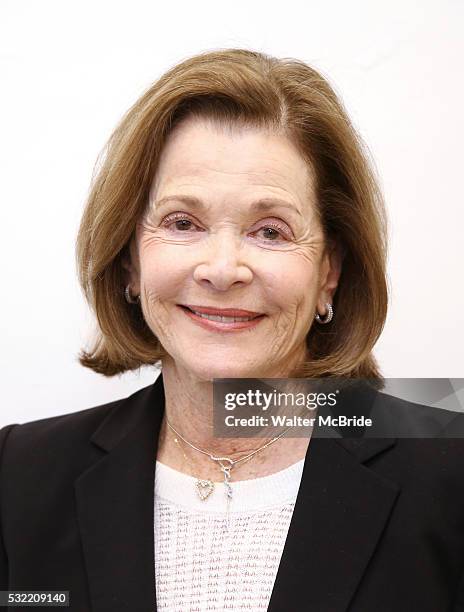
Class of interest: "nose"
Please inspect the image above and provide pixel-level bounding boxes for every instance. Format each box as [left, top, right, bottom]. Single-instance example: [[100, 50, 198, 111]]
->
[[193, 232, 253, 291]]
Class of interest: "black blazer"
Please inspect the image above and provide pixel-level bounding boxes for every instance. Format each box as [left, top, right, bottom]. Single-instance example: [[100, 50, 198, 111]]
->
[[1, 373, 464, 611]]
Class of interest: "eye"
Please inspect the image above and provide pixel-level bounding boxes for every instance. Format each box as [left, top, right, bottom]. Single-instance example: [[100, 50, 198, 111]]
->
[[161, 213, 202, 232], [251, 221, 291, 242]]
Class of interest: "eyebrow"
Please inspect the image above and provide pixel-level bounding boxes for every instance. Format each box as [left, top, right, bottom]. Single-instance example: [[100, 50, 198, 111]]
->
[[153, 194, 303, 218]]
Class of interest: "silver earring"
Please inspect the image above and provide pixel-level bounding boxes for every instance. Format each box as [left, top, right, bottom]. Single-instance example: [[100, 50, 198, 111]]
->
[[124, 285, 140, 304], [315, 302, 333, 324]]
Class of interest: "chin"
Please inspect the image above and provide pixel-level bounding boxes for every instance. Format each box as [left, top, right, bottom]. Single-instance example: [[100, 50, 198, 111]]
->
[[182, 358, 264, 382], [192, 366, 250, 382]]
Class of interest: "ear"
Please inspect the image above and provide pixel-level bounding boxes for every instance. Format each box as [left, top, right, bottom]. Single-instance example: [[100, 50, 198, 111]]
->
[[316, 239, 344, 316], [121, 238, 141, 295]]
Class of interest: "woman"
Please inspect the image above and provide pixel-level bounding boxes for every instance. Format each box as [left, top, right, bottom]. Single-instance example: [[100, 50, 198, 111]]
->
[[1, 49, 463, 611]]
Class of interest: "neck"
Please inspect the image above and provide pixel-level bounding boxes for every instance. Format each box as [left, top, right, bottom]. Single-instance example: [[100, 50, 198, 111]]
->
[[155, 355, 312, 482]]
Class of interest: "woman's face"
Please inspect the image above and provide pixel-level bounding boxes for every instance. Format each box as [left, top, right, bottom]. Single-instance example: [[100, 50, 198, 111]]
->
[[126, 117, 341, 381]]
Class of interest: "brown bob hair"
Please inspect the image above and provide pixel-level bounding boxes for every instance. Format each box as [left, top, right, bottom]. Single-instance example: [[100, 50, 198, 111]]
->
[[76, 48, 388, 380]]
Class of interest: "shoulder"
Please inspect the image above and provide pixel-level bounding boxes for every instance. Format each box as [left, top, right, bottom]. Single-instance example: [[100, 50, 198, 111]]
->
[[0, 382, 156, 477], [374, 389, 464, 437], [0, 379, 163, 548], [0, 397, 120, 458], [334, 389, 464, 490]]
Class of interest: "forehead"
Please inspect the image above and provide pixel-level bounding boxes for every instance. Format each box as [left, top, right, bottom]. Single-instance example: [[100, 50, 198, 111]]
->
[[150, 117, 315, 202]]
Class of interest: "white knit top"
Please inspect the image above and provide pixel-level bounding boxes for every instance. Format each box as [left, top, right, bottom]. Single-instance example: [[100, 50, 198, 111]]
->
[[153, 458, 305, 611]]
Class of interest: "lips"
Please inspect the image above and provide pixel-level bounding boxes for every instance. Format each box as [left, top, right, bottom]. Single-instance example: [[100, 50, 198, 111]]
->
[[178, 304, 266, 332], [181, 305, 263, 318]]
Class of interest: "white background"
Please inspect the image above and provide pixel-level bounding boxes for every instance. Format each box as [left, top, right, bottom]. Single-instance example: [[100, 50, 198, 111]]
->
[[1, 0, 463, 426]]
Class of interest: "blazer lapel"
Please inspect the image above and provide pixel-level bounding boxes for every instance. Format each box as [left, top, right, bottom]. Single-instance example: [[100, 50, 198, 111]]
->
[[74, 374, 166, 612], [267, 437, 400, 612]]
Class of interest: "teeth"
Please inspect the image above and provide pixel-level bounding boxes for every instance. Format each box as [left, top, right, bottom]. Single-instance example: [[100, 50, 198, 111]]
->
[[191, 310, 256, 323]]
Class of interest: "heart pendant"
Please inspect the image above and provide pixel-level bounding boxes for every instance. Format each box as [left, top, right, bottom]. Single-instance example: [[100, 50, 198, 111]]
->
[[196, 479, 214, 501]]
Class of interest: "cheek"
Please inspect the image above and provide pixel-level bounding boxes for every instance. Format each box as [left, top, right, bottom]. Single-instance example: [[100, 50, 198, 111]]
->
[[263, 258, 319, 311], [139, 244, 191, 299]]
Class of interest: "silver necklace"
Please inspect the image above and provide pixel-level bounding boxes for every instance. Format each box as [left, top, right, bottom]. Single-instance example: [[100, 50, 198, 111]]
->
[[166, 418, 291, 507]]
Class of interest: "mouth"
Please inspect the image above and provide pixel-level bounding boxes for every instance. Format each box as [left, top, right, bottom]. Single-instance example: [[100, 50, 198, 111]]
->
[[177, 305, 266, 331]]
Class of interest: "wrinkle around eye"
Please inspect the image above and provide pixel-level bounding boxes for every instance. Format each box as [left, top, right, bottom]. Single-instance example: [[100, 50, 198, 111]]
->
[[135, 219, 199, 248], [137, 217, 323, 253]]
